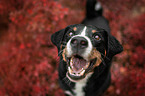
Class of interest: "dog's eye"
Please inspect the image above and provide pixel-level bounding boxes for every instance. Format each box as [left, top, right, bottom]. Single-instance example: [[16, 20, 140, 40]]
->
[[68, 32, 74, 37], [94, 35, 101, 41]]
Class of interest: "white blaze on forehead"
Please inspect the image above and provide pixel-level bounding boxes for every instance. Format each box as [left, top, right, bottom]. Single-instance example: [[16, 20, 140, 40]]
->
[[80, 26, 87, 36]]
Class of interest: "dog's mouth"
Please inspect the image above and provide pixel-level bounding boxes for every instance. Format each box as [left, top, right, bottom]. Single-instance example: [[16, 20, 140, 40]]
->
[[66, 55, 96, 81]]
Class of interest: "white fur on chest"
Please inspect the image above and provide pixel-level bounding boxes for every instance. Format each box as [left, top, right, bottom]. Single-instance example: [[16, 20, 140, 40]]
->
[[74, 73, 92, 96]]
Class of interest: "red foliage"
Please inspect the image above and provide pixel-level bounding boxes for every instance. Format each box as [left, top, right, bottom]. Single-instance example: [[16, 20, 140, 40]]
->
[[0, 0, 145, 96], [0, 0, 68, 95], [102, 1, 145, 95]]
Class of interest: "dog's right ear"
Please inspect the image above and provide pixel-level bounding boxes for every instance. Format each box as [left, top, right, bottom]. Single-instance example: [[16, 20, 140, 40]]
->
[[105, 31, 123, 60], [51, 29, 65, 51]]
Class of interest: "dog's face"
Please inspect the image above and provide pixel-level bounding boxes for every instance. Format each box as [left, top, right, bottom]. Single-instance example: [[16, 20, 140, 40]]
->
[[61, 25, 107, 81], [51, 24, 123, 82]]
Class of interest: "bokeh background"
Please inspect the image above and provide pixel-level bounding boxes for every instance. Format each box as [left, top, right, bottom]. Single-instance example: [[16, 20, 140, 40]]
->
[[0, 0, 145, 96]]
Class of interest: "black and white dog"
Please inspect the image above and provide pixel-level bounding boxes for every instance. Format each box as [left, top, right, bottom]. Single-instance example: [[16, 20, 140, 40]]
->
[[51, 0, 123, 96]]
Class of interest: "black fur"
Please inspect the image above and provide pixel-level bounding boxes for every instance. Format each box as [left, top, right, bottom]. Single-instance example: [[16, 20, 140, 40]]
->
[[51, 0, 123, 96]]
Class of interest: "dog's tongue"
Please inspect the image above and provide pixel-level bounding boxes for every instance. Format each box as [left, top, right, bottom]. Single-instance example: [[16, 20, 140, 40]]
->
[[71, 57, 87, 71]]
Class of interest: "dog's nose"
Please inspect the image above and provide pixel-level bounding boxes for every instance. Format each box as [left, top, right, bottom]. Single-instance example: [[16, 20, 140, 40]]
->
[[71, 37, 88, 49]]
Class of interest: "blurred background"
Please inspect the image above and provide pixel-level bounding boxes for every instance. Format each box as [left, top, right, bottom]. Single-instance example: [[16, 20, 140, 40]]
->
[[0, 0, 145, 96]]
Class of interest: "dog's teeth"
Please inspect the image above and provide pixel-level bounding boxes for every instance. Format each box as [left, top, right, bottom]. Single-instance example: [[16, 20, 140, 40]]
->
[[68, 67, 71, 71], [68, 67, 72, 73], [84, 62, 90, 68], [80, 70, 85, 75]]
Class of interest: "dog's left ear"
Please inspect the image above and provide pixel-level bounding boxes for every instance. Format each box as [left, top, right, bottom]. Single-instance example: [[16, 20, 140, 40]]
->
[[105, 31, 123, 59], [51, 29, 65, 51]]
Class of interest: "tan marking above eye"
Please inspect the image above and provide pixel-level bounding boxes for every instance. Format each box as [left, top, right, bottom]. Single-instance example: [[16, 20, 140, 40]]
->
[[68, 32, 73, 36], [94, 35, 101, 40], [73, 27, 77, 31], [92, 30, 97, 33]]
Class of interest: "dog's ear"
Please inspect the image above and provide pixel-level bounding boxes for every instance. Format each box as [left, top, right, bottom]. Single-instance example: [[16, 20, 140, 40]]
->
[[105, 31, 123, 59], [51, 24, 78, 51], [51, 29, 65, 51]]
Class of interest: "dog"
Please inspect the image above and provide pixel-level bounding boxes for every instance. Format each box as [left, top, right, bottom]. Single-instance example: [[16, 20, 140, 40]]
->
[[51, 0, 123, 96]]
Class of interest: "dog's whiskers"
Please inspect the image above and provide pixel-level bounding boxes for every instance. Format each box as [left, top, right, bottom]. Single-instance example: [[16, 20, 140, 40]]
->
[[63, 77, 72, 87], [100, 52, 110, 61], [100, 57, 106, 66], [58, 50, 63, 56], [63, 77, 67, 82], [56, 56, 60, 61], [59, 59, 64, 63]]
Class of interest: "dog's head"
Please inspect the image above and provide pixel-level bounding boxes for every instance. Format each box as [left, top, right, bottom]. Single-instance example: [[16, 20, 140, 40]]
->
[[51, 24, 123, 82]]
